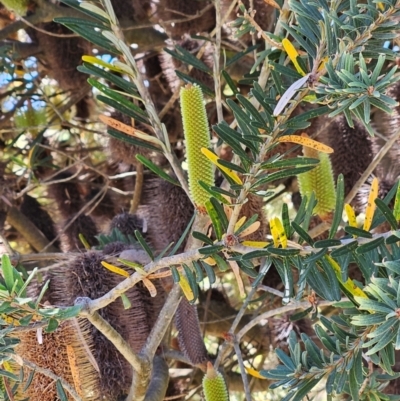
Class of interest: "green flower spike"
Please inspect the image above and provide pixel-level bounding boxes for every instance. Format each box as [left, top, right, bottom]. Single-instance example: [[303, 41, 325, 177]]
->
[[180, 84, 214, 213], [298, 145, 336, 222], [202, 362, 229, 401], [1, 0, 29, 15]]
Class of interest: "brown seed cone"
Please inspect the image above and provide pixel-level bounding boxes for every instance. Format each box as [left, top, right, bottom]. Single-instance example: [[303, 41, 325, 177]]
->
[[140, 178, 194, 253], [27, 20, 91, 94], [20, 194, 59, 248], [109, 212, 148, 240], [155, 0, 215, 39], [46, 171, 100, 251], [319, 115, 373, 202], [47, 248, 165, 399], [175, 297, 209, 368], [15, 319, 100, 401], [371, 81, 400, 180]]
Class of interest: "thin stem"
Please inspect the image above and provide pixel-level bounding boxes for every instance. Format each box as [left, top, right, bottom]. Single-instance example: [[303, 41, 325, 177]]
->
[[233, 340, 252, 401], [236, 299, 344, 341], [130, 161, 144, 214], [213, 0, 223, 124], [80, 309, 144, 373]]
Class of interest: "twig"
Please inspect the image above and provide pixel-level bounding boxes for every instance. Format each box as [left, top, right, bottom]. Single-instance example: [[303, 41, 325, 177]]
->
[[83, 248, 202, 313], [236, 298, 345, 342], [143, 285, 182, 358], [232, 340, 252, 401], [130, 162, 144, 213], [5, 206, 59, 253], [12, 355, 82, 401], [78, 307, 144, 373], [213, 0, 223, 124], [215, 258, 271, 368]]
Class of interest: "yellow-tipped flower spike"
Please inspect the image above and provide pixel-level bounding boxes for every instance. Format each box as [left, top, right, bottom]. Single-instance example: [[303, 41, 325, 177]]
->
[[297, 138, 336, 221], [180, 84, 214, 212], [202, 362, 229, 401]]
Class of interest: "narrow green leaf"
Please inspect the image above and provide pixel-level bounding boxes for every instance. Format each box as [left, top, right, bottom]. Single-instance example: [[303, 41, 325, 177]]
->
[[355, 237, 385, 254], [45, 318, 59, 333], [314, 239, 342, 248], [201, 261, 216, 284], [171, 266, 180, 283], [330, 240, 358, 257], [205, 200, 223, 240], [56, 380, 68, 401], [199, 245, 224, 255], [134, 230, 154, 261], [329, 174, 344, 238], [292, 221, 314, 245], [136, 155, 179, 186], [268, 248, 300, 257], [107, 128, 161, 152], [192, 261, 204, 283], [241, 249, 270, 260], [222, 70, 239, 95], [213, 254, 229, 272], [164, 46, 211, 73], [210, 197, 228, 232], [192, 231, 213, 245], [182, 264, 199, 302], [344, 226, 373, 238], [260, 157, 319, 170], [374, 198, 398, 230], [168, 213, 195, 257], [1, 254, 15, 293]]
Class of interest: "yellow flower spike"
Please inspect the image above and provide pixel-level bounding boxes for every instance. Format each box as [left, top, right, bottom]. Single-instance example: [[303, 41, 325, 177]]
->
[[278, 134, 334, 154], [345, 204, 357, 228], [82, 55, 125, 73], [363, 177, 379, 232], [242, 240, 269, 248], [234, 216, 247, 232], [297, 136, 336, 221], [325, 256, 368, 299], [282, 38, 306, 76], [201, 147, 243, 185], [238, 221, 261, 239], [101, 261, 130, 278], [202, 362, 229, 401], [181, 85, 215, 211], [178, 271, 195, 302], [270, 217, 287, 248]]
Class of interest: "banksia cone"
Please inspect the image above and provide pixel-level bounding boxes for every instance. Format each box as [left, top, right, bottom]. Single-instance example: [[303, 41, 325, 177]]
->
[[175, 297, 209, 367], [297, 147, 336, 221], [202, 362, 229, 401], [180, 84, 214, 212]]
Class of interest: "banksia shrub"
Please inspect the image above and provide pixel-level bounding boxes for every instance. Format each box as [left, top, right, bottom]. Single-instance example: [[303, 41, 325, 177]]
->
[[202, 362, 229, 401], [180, 84, 214, 212]]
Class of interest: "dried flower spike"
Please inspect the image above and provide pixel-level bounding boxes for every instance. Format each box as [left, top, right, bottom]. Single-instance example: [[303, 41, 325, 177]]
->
[[180, 84, 214, 212], [202, 362, 229, 401]]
